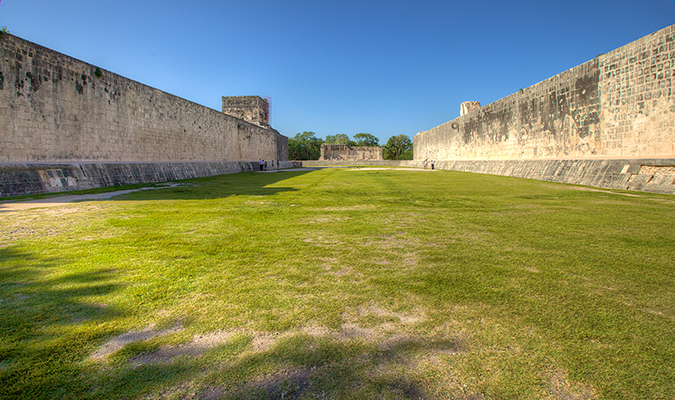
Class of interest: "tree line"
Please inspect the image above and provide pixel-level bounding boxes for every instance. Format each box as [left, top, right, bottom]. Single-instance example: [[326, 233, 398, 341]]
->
[[288, 132, 412, 160]]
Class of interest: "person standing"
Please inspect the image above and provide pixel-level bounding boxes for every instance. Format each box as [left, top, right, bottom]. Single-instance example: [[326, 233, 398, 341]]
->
[[431, 160, 435, 170], [424, 159, 427, 170], [259, 159, 264, 171]]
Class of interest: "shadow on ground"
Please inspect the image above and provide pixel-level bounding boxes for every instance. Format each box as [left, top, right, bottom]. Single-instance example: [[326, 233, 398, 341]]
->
[[80, 332, 466, 400], [0, 247, 126, 399], [0, 169, 317, 212]]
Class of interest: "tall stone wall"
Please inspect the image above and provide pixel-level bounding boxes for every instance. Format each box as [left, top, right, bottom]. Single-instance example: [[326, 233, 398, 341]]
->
[[0, 34, 287, 164], [415, 25, 675, 162]]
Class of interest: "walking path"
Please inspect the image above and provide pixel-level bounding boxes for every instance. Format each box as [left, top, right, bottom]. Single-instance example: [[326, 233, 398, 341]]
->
[[0, 184, 180, 213]]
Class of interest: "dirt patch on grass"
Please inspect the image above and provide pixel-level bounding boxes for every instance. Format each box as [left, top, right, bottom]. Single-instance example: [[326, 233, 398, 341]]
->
[[321, 204, 377, 211], [357, 304, 426, 325], [302, 235, 343, 247], [129, 330, 239, 365], [306, 215, 350, 224], [102, 303, 435, 366], [211, 367, 313, 400], [90, 324, 184, 360], [547, 370, 597, 399]]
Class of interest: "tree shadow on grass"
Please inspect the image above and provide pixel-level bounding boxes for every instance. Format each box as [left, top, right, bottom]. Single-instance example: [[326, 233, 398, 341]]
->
[[211, 335, 447, 400], [0, 246, 126, 399], [77, 333, 466, 400], [91, 170, 317, 203], [123, 170, 312, 200], [0, 169, 318, 211]]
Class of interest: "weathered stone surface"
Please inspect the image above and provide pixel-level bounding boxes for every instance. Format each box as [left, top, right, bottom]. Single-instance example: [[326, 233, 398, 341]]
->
[[319, 144, 383, 161], [222, 96, 270, 128], [415, 25, 675, 162], [0, 161, 297, 197], [460, 101, 481, 116], [0, 34, 287, 164]]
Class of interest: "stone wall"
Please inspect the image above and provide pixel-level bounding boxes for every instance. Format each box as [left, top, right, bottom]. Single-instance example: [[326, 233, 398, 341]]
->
[[0, 161, 299, 197], [0, 34, 287, 164], [414, 25, 675, 162], [319, 144, 383, 161]]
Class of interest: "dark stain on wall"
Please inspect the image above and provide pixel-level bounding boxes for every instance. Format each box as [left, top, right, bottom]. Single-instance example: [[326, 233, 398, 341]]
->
[[26, 71, 38, 92], [462, 107, 513, 144], [575, 71, 598, 103], [428, 59, 602, 157]]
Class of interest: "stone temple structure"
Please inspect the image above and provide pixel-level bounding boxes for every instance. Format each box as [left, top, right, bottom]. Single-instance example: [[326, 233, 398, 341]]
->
[[319, 144, 383, 161], [222, 96, 270, 128]]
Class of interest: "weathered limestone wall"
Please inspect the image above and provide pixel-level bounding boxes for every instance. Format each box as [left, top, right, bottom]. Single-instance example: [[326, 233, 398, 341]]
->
[[415, 25, 675, 161], [319, 144, 383, 161], [0, 34, 287, 163]]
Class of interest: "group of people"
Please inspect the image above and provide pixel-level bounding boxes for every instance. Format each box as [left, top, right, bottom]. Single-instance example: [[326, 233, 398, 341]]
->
[[259, 159, 280, 171], [423, 159, 435, 170]]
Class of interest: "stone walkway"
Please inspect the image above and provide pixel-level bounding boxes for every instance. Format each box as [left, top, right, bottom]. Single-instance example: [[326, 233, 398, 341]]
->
[[0, 184, 180, 213]]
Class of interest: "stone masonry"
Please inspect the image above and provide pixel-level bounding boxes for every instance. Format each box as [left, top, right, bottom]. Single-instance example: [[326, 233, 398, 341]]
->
[[319, 144, 383, 161], [415, 25, 675, 162], [412, 25, 675, 194], [222, 96, 270, 128], [460, 101, 481, 116], [0, 34, 290, 196], [0, 34, 287, 164]]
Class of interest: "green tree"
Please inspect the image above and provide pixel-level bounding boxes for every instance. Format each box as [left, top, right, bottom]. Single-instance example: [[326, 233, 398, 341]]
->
[[288, 131, 324, 160], [383, 134, 413, 160], [353, 133, 379, 147], [324, 133, 350, 145]]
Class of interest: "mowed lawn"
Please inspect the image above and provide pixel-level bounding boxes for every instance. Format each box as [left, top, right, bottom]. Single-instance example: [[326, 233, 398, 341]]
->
[[1, 167, 674, 400]]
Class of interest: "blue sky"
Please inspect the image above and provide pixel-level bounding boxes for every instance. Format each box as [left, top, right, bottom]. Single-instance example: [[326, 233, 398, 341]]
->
[[0, 1, 673, 144]]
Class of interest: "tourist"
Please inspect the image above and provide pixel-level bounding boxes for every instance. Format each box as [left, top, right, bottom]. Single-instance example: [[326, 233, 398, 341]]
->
[[431, 160, 435, 170], [424, 159, 427, 170], [259, 159, 264, 171]]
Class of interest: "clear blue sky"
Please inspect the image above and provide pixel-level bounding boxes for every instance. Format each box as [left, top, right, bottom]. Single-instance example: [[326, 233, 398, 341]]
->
[[1, 0, 673, 144]]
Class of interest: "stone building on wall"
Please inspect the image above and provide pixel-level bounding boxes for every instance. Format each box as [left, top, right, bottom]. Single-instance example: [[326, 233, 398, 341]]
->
[[222, 96, 270, 127], [320, 144, 383, 161], [460, 101, 481, 116]]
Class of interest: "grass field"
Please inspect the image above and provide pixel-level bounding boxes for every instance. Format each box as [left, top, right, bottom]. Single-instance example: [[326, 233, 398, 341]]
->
[[1, 167, 674, 399]]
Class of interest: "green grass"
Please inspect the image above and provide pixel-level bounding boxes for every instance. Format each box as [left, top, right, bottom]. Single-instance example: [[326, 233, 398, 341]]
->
[[1, 168, 674, 399]]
